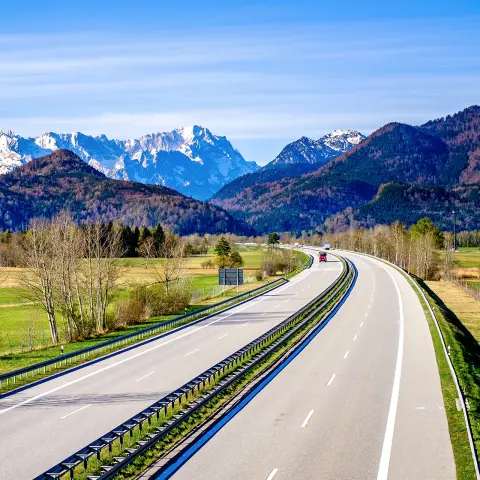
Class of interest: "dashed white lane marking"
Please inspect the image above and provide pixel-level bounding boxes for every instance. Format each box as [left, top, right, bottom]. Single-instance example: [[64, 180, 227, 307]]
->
[[414, 406, 426, 410], [343, 350, 349, 360], [261, 313, 267, 316], [274, 304, 280, 309], [365, 312, 368, 317], [327, 374, 336, 386], [60, 404, 91, 420], [301, 409, 315, 428], [218, 333, 228, 340], [242, 322, 250, 327], [353, 334, 358, 341], [185, 349, 199, 357], [360, 322, 364, 327], [136, 371, 155, 382], [266, 469, 279, 480]]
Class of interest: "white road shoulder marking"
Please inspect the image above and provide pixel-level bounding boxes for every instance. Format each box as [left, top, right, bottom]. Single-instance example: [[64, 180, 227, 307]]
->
[[376, 262, 405, 480], [60, 404, 91, 420], [266, 469, 279, 480], [301, 409, 315, 428], [327, 374, 336, 386], [136, 371, 155, 382]]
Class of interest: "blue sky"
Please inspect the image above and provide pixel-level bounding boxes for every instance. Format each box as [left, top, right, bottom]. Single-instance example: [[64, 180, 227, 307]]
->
[[1, 1, 479, 165]]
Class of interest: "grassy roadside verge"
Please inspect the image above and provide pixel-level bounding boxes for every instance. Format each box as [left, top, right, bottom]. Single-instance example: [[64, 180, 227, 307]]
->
[[410, 279, 477, 480]]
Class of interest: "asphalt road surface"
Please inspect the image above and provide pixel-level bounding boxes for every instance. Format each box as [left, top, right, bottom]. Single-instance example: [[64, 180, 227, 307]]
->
[[0, 249, 342, 479], [170, 251, 456, 480]]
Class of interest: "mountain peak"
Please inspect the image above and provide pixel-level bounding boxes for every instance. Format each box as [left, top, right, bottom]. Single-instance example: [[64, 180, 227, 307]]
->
[[0, 129, 16, 137], [265, 128, 363, 170]]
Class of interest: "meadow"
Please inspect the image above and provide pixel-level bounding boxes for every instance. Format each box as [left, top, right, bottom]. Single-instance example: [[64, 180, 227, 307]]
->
[[0, 247, 269, 360]]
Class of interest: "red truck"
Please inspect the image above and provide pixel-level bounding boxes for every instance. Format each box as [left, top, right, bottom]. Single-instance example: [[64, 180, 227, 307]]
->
[[319, 252, 327, 262]]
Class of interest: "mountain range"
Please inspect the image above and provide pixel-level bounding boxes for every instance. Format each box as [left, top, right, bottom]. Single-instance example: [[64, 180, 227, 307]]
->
[[212, 129, 365, 199], [0, 149, 251, 235], [211, 106, 480, 233], [1, 107, 478, 235], [0, 126, 259, 200]]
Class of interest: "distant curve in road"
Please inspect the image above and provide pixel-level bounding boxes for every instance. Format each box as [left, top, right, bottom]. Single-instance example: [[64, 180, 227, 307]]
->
[[0, 249, 342, 480]]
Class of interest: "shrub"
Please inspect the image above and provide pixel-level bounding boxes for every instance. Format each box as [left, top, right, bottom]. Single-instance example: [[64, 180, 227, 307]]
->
[[201, 259, 215, 269], [255, 269, 264, 281], [114, 289, 147, 327], [145, 283, 192, 316]]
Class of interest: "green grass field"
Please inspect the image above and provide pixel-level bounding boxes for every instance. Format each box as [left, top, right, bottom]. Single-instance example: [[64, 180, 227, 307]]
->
[[452, 248, 480, 268], [0, 248, 271, 360]]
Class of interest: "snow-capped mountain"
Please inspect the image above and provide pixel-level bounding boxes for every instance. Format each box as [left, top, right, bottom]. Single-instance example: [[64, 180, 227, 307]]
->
[[0, 126, 259, 200], [320, 129, 365, 152], [266, 129, 365, 170]]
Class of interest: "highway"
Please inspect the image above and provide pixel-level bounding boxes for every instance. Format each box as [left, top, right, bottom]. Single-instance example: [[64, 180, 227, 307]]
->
[[169, 251, 456, 480], [0, 249, 342, 480]]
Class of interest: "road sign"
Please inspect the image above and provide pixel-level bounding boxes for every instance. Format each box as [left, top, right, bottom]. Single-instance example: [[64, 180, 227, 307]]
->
[[219, 268, 244, 286]]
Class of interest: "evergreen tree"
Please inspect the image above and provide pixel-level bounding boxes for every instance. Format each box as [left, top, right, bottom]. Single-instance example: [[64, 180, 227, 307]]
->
[[267, 232, 280, 247], [153, 224, 165, 253], [215, 236, 231, 256]]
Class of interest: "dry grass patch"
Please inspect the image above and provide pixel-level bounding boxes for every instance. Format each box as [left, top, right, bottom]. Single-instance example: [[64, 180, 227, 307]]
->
[[426, 280, 480, 342]]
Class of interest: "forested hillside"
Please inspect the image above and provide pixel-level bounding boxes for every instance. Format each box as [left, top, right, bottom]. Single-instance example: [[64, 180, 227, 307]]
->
[[212, 106, 480, 233], [0, 149, 252, 234]]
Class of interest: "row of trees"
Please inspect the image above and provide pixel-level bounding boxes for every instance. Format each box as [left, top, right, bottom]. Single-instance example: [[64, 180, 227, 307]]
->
[[19, 213, 193, 344], [321, 218, 443, 280], [21, 214, 124, 344]]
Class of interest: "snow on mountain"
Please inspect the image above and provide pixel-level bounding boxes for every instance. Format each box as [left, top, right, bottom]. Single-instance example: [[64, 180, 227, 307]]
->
[[265, 129, 365, 170], [320, 129, 365, 152], [0, 127, 259, 199]]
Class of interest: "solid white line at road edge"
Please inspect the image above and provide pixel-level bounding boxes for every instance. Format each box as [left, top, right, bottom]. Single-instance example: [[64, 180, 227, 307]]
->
[[0, 289, 272, 416], [301, 409, 315, 428], [376, 261, 405, 480], [266, 469, 279, 480], [60, 404, 91, 420]]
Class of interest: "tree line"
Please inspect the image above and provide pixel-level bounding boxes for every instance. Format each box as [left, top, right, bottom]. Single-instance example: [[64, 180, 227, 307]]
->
[[317, 218, 444, 280]]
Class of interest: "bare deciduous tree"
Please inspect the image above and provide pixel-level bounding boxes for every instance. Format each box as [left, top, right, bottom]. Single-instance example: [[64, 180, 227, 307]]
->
[[20, 219, 59, 344]]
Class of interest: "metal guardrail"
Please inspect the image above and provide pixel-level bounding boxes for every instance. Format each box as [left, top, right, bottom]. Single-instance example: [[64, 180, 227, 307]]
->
[[35, 256, 353, 480], [0, 278, 289, 392]]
